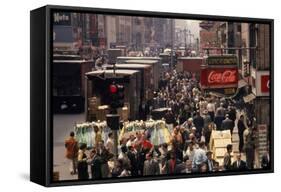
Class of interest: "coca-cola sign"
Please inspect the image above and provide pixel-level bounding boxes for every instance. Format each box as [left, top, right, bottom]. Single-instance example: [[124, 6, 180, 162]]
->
[[261, 75, 270, 93], [208, 70, 237, 84], [200, 68, 238, 88]]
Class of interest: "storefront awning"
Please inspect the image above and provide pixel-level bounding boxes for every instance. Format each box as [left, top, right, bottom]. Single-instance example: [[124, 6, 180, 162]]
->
[[238, 79, 248, 89], [209, 91, 226, 98], [243, 93, 256, 103]]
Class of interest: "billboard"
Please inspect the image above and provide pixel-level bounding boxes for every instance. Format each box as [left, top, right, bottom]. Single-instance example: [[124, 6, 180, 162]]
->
[[200, 67, 238, 88]]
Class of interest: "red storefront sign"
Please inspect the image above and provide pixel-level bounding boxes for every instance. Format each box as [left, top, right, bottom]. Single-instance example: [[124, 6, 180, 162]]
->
[[261, 75, 270, 93], [200, 68, 238, 88]]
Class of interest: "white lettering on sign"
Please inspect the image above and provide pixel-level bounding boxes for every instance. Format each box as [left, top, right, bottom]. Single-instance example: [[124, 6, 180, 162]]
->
[[258, 124, 268, 168], [208, 70, 237, 84], [267, 80, 270, 89], [54, 13, 69, 23]]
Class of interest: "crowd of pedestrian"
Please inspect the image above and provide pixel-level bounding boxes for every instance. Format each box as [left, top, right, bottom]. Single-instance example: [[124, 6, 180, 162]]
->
[[64, 69, 267, 180]]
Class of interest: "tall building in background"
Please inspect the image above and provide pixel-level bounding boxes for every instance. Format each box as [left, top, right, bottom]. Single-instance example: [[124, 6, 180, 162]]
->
[[199, 21, 220, 55], [115, 16, 132, 46], [105, 16, 117, 49]]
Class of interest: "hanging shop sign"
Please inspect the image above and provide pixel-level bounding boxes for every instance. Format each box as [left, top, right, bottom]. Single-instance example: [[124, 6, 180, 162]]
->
[[254, 71, 270, 97], [261, 75, 270, 93], [201, 67, 238, 88], [206, 55, 238, 66]]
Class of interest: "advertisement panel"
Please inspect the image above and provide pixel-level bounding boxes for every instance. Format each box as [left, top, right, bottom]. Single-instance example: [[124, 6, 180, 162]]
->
[[206, 55, 237, 66], [200, 67, 238, 88], [261, 75, 270, 93], [53, 12, 71, 26]]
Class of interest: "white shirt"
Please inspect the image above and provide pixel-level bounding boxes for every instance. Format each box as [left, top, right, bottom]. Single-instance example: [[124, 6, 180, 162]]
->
[[207, 103, 216, 112], [192, 148, 207, 168], [184, 148, 195, 161], [106, 138, 114, 153]]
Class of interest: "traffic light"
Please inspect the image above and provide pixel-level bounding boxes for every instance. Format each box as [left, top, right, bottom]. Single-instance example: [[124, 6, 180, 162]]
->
[[108, 82, 125, 109]]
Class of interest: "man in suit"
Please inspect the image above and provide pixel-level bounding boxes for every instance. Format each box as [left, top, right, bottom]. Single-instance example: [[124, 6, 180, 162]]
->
[[228, 106, 237, 123], [193, 111, 204, 138], [223, 144, 233, 171], [232, 153, 248, 171], [214, 110, 225, 131], [143, 153, 159, 176], [237, 115, 246, 153], [221, 114, 235, 135], [205, 151, 217, 172], [216, 103, 226, 117], [90, 148, 102, 180], [127, 145, 138, 176]]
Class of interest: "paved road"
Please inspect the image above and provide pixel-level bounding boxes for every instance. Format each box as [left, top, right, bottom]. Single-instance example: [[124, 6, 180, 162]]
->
[[53, 113, 85, 144], [53, 113, 86, 181]]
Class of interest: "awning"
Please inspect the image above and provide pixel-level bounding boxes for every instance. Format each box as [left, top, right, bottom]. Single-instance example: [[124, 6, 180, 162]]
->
[[209, 91, 226, 98], [243, 93, 256, 103], [238, 79, 248, 89]]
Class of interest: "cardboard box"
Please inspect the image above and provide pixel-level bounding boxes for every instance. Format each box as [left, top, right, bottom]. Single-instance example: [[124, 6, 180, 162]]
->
[[96, 105, 110, 121]]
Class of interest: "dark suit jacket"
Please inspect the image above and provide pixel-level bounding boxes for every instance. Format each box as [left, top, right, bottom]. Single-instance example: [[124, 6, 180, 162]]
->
[[91, 155, 102, 179], [174, 162, 186, 174], [237, 120, 246, 136], [214, 115, 225, 130], [232, 160, 248, 171], [193, 115, 204, 130], [127, 150, 138, 176], [221, 118, 234, 131], [206, 159, 217, 172], [143, 159, 159, 176]]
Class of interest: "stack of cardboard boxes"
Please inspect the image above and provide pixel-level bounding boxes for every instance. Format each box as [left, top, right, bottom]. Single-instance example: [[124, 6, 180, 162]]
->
[[88, 97, 130, 122], [210, 130, 232, 166]]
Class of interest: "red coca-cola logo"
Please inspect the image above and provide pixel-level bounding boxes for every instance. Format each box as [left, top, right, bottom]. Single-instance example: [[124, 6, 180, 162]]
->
[[261, 75, 270, 93], [208, 70, 237, 84]]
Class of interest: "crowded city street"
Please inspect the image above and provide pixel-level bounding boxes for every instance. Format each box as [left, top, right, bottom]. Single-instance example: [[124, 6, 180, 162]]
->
[[52, 12, 271, 181]]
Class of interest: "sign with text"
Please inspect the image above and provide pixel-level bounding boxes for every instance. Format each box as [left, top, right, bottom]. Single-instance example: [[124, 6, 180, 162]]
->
[[200, 67, 238, 88], [261, 75, 270, 93], [53, 12, 71, 26], [257, 124, 269, 167], [206, 55, 238, 66]]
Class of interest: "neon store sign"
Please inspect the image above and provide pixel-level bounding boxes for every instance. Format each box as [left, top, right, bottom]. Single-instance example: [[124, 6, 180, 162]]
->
[[208, 70, 237, 84]]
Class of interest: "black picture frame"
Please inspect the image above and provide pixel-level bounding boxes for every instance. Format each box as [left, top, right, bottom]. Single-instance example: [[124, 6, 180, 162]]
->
[[30, 5, 274, 187]]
